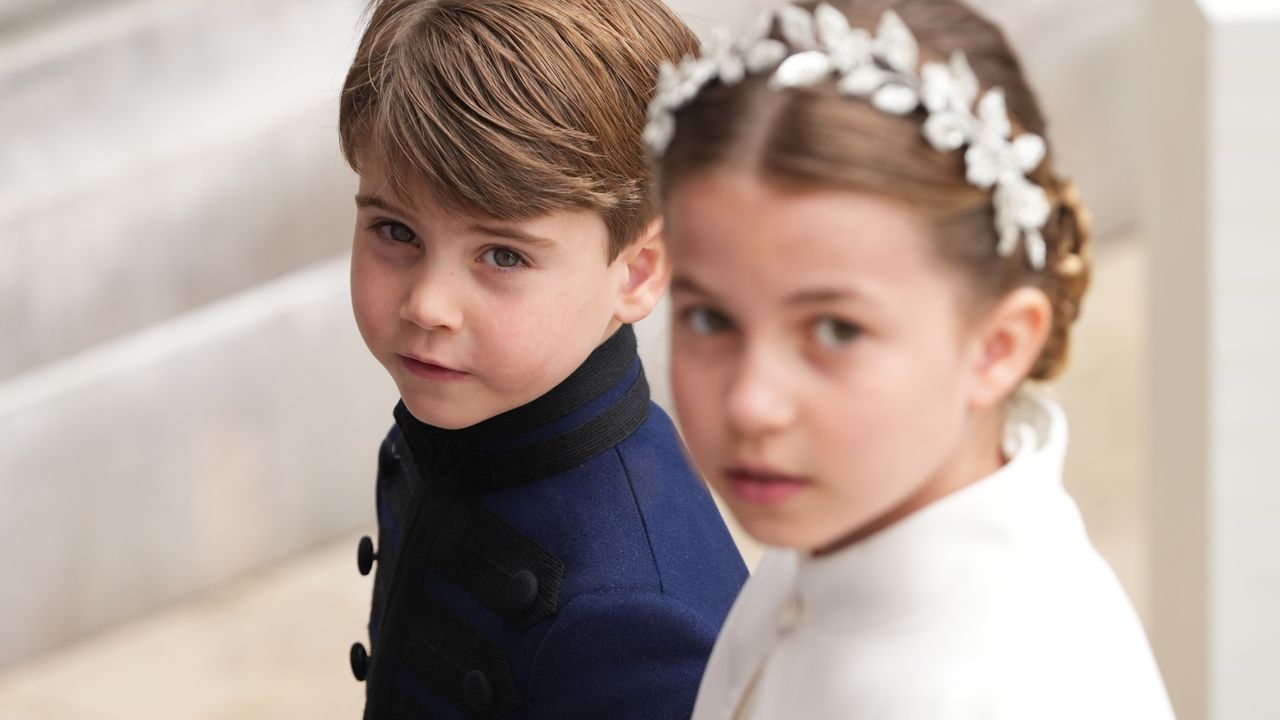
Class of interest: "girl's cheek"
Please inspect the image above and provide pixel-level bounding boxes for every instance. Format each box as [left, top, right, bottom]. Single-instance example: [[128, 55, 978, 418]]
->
[[673, 365, 717, 433]]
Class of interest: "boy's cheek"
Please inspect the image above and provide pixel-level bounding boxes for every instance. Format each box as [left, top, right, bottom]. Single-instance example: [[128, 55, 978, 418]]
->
[[473, 316, 566, 389], [349, 264, 399, 354], [348, 272, 378, 327], [486, 270, 605, 338]]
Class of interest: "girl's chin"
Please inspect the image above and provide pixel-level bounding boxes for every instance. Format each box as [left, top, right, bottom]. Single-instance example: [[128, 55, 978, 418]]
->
[[733, 511, 824, 551], [733, 509, 870, 555]]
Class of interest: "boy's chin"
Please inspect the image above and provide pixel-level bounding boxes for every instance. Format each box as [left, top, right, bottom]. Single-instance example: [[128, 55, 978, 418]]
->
[[399, 394, 501, 430]]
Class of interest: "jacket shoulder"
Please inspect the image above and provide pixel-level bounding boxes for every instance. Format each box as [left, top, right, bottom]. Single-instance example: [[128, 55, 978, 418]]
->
[[524, 588, 718, 719], [610, 404, 749, 611]]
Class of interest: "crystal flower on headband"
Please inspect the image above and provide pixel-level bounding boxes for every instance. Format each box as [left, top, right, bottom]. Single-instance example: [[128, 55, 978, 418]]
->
[[645, 3, 1053, 271]]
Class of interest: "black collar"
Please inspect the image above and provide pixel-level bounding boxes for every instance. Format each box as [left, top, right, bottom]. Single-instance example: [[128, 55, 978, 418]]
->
[[393, 324, 650, 495]]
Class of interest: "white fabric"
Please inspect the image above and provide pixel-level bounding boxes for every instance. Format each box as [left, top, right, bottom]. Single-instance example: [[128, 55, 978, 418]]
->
[[692, 391, 1174, 720]]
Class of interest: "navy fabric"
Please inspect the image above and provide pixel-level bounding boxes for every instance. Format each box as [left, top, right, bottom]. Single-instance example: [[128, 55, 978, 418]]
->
[[357, 326, 748, 719]]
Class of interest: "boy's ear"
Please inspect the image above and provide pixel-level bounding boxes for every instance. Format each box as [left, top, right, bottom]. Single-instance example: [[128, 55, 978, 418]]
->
[[966, 286, 1053, 411], [612, 219, 670, 325]]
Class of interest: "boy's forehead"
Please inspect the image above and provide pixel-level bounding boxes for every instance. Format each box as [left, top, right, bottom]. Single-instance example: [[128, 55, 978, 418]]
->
[[354, 161, 446, 217]]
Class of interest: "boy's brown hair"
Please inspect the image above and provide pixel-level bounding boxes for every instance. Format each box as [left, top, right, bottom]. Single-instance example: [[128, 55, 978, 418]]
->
[[340, 0, 700, 260]]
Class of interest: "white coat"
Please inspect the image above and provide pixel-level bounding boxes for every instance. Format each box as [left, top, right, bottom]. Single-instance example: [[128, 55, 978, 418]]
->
[[692, 391, 1175, 720]]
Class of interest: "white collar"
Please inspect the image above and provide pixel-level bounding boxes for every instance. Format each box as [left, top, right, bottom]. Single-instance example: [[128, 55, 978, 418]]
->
[[791, 389, 1071, 630]]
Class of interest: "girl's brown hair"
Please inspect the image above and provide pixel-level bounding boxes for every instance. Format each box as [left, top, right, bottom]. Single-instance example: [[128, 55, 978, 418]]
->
[[340, 0, 699, 260], [657, 0, 1091, 380]]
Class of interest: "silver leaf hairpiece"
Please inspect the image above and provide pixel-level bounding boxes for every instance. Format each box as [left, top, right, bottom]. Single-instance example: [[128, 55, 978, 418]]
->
[[646, 3, 1053, 270]]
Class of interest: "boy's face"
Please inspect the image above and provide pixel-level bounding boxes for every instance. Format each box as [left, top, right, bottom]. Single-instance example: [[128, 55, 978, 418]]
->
[[350, 162, 634, 429], [665, 171, 998, 553]]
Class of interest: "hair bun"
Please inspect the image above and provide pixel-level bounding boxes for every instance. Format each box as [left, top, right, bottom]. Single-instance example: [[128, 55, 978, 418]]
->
[[1030, 176, 1093, 381], [1055, 252, 1086, 280]]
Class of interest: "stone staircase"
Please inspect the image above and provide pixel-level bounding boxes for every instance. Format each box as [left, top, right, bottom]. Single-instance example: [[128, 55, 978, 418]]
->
[[0, 0, 399, 668]]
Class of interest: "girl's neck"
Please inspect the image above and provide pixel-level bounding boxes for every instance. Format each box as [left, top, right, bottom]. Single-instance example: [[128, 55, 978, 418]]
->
[[812, 404, 1007, 557]]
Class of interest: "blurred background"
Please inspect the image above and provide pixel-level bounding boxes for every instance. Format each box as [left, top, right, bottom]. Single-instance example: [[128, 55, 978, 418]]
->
[[0, 0, 1274, 718]]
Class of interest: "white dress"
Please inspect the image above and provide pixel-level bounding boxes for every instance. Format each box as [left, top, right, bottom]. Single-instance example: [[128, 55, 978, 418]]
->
[[692, 391, 1175, 720]]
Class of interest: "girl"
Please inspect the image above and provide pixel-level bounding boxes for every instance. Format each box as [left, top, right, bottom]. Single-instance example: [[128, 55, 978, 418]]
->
[[647, 0, 1175, 717]]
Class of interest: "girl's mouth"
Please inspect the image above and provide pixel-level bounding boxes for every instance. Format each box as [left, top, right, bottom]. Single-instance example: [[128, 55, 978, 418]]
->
[[724, 465, 810, 505]]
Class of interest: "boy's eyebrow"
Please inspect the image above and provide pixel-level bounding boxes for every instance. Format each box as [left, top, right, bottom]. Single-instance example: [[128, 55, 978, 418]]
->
[[468, 223, 555, 248], [354, 195, 555, 248], [354, 194, 412, 219]]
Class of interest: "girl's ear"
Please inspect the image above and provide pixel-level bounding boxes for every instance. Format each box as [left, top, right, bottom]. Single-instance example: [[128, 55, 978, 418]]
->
[[612, 219, 670, 325], [966, 286, 1053, 411]]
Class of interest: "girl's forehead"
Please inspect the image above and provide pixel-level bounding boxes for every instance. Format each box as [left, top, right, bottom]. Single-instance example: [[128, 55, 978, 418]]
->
[[666, 173, 942, 297]]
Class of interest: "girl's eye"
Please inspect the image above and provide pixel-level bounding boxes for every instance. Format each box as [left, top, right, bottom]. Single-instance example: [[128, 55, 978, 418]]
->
[[814, 317, 861, 348], [684, 307, 733, 336], [375, 221, 417, 245], [481, 247, 527, 270]]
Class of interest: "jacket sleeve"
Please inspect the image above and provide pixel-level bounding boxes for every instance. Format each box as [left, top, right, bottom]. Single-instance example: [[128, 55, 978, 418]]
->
[[524, 588, 720, 719]]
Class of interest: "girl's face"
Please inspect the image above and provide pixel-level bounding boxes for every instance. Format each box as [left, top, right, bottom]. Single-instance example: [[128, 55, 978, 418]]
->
[[665, 171, 1001, 553]]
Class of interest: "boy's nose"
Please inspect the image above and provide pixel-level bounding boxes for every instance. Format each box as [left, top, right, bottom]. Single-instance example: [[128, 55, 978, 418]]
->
[[400, 269, 463, 331], [725, 347, 796, 439]]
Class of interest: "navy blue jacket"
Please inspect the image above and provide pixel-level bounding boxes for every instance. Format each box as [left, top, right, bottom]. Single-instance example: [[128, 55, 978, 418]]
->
[[350, 325, 748, 719]]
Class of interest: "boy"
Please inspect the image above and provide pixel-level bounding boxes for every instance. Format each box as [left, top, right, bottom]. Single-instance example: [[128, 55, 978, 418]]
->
[[338, 1, 748, 718]]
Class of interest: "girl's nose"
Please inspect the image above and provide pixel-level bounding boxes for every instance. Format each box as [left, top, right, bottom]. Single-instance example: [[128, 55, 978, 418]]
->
[[725, 345, 796, 439]]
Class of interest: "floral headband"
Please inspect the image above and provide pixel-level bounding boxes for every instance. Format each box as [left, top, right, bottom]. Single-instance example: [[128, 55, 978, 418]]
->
[[645, 3, 1053, 270]]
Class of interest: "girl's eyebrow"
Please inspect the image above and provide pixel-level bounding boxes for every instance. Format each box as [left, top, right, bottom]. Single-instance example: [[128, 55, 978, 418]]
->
[[672, 277, 865, 306], [671, 276, 715, 297], [783, 288, 861, 306]]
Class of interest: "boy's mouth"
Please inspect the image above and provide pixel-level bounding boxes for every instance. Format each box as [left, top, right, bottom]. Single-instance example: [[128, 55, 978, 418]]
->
[[723, 463, 810, 506], [399, 354, 470, 381]]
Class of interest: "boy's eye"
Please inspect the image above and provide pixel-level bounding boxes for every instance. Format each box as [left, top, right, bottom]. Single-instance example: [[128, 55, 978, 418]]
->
[[376, 221, 417, 245], [814, 317, 861, 348], [481, 247, 527, 270], [684, 307, 733, 336]]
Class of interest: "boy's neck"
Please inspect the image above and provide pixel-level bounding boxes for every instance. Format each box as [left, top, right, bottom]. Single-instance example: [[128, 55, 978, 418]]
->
[[391, 324, 650, 494]]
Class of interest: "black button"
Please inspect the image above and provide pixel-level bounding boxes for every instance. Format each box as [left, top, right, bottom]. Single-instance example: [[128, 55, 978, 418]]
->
[[505, 570, 539, 612], [357, 536, 377, 576], [463, 669, 492, 712], [378, 439, 399, 472], [350, 642, 370, 682]]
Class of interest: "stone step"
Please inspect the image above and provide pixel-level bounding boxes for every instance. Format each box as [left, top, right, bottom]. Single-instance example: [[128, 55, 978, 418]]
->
[[0, 0, 363, 379], [0, 0, 95, 35], [0, 256, 397, 667]]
